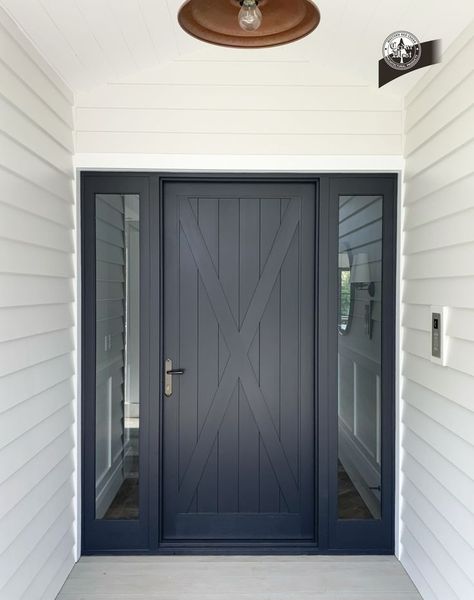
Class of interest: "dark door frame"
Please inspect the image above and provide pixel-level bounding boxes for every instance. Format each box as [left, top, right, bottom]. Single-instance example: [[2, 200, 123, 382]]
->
[[81, 171, 397, 556]]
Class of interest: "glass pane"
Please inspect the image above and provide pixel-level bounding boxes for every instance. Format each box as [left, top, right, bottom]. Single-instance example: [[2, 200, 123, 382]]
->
[[95, 194, 140, 519], [337, 195, 382, 520]]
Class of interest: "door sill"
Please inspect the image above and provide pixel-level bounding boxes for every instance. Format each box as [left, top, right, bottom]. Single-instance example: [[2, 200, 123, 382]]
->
[[157, 541, 319, 555], [81, 545, 395, 556]]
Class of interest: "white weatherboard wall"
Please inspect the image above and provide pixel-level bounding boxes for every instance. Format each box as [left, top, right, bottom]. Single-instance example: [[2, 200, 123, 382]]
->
[[400, 21, 474, 600], [74, 59, 403, 157], [0, 8, 76, 600]]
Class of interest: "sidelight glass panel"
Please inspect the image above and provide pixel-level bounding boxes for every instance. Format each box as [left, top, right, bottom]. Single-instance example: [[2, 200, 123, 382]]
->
[[95, 194, 140, 520], [337, 195, 382, 520]]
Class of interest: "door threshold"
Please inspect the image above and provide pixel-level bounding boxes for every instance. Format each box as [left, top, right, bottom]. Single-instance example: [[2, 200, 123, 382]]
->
[[81, 545, 395, 556], [157, 541, 319, 555]]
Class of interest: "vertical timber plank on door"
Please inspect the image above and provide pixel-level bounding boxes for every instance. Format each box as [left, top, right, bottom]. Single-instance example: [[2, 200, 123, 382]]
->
[[162, 181, 316, 543]]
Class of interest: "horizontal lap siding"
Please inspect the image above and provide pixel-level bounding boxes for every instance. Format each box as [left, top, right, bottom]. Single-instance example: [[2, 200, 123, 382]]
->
[[0, 8, 75, 600], [74, 61, 402, 156], [401, 21, 474, 600]]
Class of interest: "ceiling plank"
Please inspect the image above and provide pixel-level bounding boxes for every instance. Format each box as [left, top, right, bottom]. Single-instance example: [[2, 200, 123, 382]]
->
[[106, 0, 157, 71], [137, 0, 179, 65], [0, 0, 88, 88], [40, 0, 111, 86], [74, 0, 137, 80]]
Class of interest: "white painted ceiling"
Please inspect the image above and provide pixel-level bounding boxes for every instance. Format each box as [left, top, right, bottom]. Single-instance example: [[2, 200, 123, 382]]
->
[[1, 0, 473, 94]]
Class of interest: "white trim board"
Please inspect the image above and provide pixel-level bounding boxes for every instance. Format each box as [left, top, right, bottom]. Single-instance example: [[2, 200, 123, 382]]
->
[[74, 154, 404, 172]]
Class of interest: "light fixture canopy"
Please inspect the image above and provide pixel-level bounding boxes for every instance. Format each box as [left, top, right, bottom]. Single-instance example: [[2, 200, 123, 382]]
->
[[178, 0, 320, 48]]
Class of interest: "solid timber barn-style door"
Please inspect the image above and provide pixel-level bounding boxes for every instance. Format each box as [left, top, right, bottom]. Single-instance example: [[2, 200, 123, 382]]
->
[[162, 181, 317, 543]]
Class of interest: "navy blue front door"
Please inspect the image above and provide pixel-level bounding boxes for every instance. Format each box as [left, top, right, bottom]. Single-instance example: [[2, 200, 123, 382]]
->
[[162, 182, 317, 542]]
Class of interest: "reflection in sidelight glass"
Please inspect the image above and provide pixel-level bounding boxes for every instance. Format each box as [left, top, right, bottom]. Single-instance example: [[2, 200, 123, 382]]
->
[[338, 248, 353, 334], [337, 195, 382, 519], [95, 194, 140, 519]]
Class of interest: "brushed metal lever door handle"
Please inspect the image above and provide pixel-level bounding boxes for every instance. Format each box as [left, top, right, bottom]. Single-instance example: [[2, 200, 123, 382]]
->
[[164, 359, 185, 396]]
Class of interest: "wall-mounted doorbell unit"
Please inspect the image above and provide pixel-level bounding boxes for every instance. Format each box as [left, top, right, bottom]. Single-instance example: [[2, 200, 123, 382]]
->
[[430, 306, 447, 366]]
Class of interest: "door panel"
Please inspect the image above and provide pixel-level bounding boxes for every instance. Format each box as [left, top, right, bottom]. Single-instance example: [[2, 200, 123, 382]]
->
[[162, 182, 316, 542]]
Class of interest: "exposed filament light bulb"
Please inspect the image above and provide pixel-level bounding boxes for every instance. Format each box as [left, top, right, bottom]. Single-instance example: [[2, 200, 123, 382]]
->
[[238, 0, 262, 31]]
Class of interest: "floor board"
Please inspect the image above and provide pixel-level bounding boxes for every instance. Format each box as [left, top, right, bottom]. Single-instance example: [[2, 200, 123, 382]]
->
[[57, 556, 422, 599]]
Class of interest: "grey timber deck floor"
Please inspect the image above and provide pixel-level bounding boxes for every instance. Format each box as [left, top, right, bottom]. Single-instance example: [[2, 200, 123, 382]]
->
[[57, 555, 422, 599]]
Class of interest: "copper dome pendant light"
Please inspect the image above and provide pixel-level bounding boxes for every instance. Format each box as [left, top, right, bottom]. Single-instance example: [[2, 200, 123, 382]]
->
[[178, 0, 321, 49]]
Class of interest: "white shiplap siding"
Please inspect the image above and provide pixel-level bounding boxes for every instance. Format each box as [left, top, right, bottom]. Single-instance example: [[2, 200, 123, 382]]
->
[[0, 7, 75, 600], [401, 20, 474, 600], [74, 60, 403, 157]]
